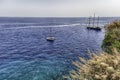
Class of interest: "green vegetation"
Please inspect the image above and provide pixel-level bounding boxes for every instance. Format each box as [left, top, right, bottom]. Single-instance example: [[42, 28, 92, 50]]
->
[[64, 49, 120, 80], [102, 20, 120, 53]]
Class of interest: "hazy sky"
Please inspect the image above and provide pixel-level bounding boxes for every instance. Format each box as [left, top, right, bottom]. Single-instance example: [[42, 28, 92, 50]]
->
[[0, 0, 120, 17]]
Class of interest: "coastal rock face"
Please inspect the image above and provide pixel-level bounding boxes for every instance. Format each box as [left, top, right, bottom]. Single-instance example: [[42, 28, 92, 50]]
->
[[102, 20, 120, 54]]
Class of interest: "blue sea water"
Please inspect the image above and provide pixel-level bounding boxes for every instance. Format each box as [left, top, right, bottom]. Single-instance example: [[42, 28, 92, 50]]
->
[[0, 17, 119, 80]]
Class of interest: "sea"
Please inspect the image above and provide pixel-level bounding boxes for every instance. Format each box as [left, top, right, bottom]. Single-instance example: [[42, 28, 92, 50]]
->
[[0, 17, 119, 80]]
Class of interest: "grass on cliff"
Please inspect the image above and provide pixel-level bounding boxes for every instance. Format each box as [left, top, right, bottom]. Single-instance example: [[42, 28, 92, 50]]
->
[[64, 48, 120, 80], [105, 20, 120, 31], [102, 20, 120, 53]]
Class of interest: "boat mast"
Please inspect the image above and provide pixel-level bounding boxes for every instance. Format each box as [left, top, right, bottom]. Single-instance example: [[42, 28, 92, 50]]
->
[[88, 16, 91, 27], [93, 13, 95, 27], [97, 16, 99, 27], [50, 27, 52, 37]]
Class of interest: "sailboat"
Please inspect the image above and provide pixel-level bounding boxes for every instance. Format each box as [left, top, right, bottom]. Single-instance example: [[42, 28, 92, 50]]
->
[[87, 14, 101, 30], [46, 27, 55, 41]]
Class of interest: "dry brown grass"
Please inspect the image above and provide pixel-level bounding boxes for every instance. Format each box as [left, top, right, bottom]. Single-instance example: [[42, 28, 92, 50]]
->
[[64, 48, 120, 80], [105, 20, 120, 32]]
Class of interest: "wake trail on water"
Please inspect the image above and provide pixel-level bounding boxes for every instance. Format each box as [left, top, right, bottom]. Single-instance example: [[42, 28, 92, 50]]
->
[[0, 23, 82, 30]]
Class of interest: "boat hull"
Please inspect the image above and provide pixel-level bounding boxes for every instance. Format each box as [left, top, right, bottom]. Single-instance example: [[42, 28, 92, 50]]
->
[[87, 27, 101, 30], [46, 37, 55, 41]]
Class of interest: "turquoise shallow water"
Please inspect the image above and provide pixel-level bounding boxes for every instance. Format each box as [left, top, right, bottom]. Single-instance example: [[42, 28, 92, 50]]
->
[[0, 17, 119, 80]]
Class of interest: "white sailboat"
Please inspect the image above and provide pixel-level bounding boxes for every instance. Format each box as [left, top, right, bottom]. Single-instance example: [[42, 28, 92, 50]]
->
[[46, 27, 55, 41]]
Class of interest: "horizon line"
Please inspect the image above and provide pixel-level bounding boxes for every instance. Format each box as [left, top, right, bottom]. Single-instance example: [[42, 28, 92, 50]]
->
[[0, 16, 120, 18]]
